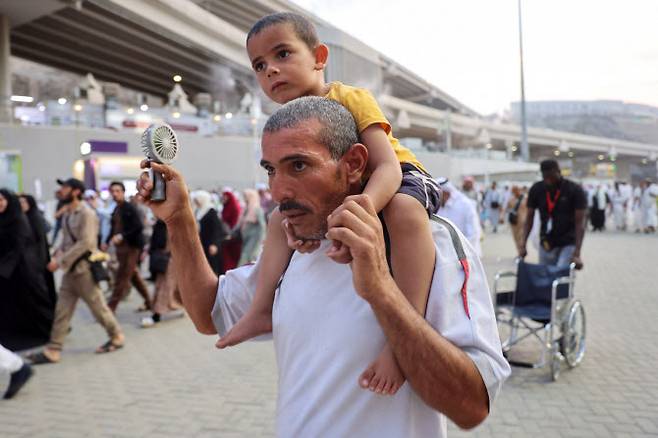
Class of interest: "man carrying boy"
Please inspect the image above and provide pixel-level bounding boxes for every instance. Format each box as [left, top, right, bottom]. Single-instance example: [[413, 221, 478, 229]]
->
[[136, 97, 508, 437]]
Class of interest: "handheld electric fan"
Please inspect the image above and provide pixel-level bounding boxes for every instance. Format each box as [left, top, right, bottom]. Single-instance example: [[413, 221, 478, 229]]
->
[[141, 123, 180, 201]]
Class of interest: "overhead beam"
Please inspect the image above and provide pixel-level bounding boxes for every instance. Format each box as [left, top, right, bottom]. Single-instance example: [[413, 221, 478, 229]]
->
[[93, 0, 251, 70]]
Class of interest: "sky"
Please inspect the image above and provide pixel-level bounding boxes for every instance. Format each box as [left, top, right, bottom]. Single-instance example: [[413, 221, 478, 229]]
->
[[291, 0, 658, 115]]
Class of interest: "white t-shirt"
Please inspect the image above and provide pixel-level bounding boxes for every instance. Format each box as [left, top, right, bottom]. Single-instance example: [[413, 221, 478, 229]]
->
[[212, 219, 509, 437]]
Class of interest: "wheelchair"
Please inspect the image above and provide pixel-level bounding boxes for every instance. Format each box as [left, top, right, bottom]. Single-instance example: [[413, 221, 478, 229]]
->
[[493, 259, 586, 381]]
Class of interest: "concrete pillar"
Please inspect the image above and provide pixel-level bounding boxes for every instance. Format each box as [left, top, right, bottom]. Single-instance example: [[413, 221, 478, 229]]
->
[[444, 109, 452, 153], [0, 15, 11, 123]]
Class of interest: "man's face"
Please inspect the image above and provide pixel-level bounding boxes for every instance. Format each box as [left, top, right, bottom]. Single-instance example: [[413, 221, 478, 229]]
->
[[247, 24, 322, 104], [260, 119, 354, 240], [59, 186, 74, 204], [463, 180, 473, 191], [110, 185, 125, 203], [542, 169, 561, 187]]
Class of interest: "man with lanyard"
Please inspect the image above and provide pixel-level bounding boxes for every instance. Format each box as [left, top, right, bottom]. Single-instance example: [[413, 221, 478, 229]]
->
[[520, 160, 587, 268]]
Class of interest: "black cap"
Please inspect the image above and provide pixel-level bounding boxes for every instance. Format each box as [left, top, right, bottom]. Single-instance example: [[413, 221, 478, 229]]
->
[[57, 178, 86, 193]]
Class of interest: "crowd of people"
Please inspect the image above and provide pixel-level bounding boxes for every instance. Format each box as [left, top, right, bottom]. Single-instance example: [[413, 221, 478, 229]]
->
[[0, 177, 274, 397], [454, 175, 658, 240]]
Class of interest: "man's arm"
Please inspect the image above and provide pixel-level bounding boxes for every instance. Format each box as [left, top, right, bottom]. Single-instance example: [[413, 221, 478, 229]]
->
[[136, 162, 218, 334], [572, 208, 586, 268], [519, 206, 535, 257], [327, 195, 489, 429]]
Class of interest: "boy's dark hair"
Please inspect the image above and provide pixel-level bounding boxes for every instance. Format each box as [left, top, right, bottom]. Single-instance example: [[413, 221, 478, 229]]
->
[[247, 12, 319, 51], [109, 181, 126, 192], [540, 159, 560, 173]]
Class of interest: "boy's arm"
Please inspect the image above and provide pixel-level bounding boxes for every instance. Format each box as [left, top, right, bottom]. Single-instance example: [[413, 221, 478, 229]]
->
[[360, 124, 402, 212]]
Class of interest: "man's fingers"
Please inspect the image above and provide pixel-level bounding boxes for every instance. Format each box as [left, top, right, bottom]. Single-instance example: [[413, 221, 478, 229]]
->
[[328, 207, 380, 244], [326, 226, 368, 254], [149, 161, 179, 182], [329, 197, 381, 233], [344, 194, 377, 216], [136, 172, 153, 202]]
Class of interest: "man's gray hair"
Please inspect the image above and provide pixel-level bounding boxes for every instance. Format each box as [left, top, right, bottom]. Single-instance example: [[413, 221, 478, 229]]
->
[[263, 96, 359, 160]]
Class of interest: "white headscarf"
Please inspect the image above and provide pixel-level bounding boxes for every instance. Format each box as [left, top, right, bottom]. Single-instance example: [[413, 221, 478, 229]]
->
[[192, 190, 213, 221]]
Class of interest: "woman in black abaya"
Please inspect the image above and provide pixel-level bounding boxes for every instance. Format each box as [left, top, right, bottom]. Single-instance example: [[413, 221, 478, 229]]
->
[[19, 194, 57, 304], [0, 189, 55, 351]]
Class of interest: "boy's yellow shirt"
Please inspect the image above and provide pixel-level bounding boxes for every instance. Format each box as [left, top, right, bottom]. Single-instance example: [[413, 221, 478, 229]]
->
[[324, 81, 427, 173]]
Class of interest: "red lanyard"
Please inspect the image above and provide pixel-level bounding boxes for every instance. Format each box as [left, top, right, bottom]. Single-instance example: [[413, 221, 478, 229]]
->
[[546, 189, 561, 217]]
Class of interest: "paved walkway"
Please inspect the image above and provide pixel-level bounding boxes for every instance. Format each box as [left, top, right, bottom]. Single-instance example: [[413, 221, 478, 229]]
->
[[2, 229, 657, 437]]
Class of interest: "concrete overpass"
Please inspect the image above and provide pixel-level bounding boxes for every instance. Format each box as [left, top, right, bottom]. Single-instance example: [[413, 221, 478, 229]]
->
[[1, 0, 657, 186]]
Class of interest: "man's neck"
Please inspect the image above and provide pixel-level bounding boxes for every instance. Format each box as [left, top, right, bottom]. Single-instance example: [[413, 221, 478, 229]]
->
[[68, 198, 80, 211]]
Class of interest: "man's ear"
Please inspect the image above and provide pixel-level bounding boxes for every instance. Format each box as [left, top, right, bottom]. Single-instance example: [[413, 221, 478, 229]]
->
[[314, 44, 329, 70], [340, 143, 368, 185]]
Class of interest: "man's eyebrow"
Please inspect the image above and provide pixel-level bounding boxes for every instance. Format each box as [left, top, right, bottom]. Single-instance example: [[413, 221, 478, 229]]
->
[[260, 154, 311, 168]]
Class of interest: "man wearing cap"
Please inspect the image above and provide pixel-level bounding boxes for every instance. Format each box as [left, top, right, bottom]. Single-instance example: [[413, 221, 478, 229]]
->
[[28, 178, 124, 364]]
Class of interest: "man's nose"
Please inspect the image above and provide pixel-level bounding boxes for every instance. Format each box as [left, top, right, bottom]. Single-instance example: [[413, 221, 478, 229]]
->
[[269, 176, 294, 204]]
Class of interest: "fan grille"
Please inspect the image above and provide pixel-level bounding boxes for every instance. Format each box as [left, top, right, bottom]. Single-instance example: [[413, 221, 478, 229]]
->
[[142, 124, 179, 164]]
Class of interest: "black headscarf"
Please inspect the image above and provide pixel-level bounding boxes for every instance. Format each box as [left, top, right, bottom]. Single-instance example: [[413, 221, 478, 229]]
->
[[0, 189, 31, 278], [0, 189, 24, 248], [20, 193, 50, 264]]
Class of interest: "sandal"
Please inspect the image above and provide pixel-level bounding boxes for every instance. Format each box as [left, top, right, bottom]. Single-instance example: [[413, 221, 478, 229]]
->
[[27, 351, 59, 365], [95, 340, 124, 354]]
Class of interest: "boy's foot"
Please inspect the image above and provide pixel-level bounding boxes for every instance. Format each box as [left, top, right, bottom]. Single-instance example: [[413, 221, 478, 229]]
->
[[3, 363, 34, 399], [216, 311, 272, 349], [358, 345, 405, 396]]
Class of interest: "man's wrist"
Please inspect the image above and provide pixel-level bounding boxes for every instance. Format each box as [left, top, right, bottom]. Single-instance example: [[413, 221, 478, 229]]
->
[[165, 207, 195, 229], [364, 275, 401, 309]]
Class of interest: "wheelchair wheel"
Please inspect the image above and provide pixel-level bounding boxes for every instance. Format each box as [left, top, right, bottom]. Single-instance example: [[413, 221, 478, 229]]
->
[[560, 300, 586, 368]]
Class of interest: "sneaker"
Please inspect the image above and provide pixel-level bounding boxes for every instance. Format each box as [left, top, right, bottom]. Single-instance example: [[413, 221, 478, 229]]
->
[[3, 363, 34, 399], [140, 316, 156, 328]]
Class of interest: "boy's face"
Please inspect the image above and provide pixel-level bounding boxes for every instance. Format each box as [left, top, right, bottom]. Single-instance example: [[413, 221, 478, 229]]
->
[[247, 24, 326, 104]]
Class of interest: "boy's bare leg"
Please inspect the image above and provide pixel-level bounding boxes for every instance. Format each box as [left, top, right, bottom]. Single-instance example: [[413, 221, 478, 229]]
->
[[216, 209, 292, 348], [358, 194, 435, 395]]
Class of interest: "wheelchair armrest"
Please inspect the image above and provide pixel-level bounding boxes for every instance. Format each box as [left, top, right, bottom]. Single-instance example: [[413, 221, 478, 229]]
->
[[494, 271, 517, 282], [493, 271, 516, 294]]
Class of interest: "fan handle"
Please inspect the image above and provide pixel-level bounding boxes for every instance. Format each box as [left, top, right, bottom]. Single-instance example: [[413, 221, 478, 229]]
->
[[151, 167, 166, 201]]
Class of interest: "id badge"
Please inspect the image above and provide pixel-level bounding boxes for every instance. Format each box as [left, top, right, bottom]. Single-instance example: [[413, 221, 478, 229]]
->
[[546, 218, 553, 234]]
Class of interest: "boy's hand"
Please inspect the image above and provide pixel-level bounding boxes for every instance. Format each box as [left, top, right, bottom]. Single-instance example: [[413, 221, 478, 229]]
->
[[326, 241, 353, 264], [283, 219, 320, 253]]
